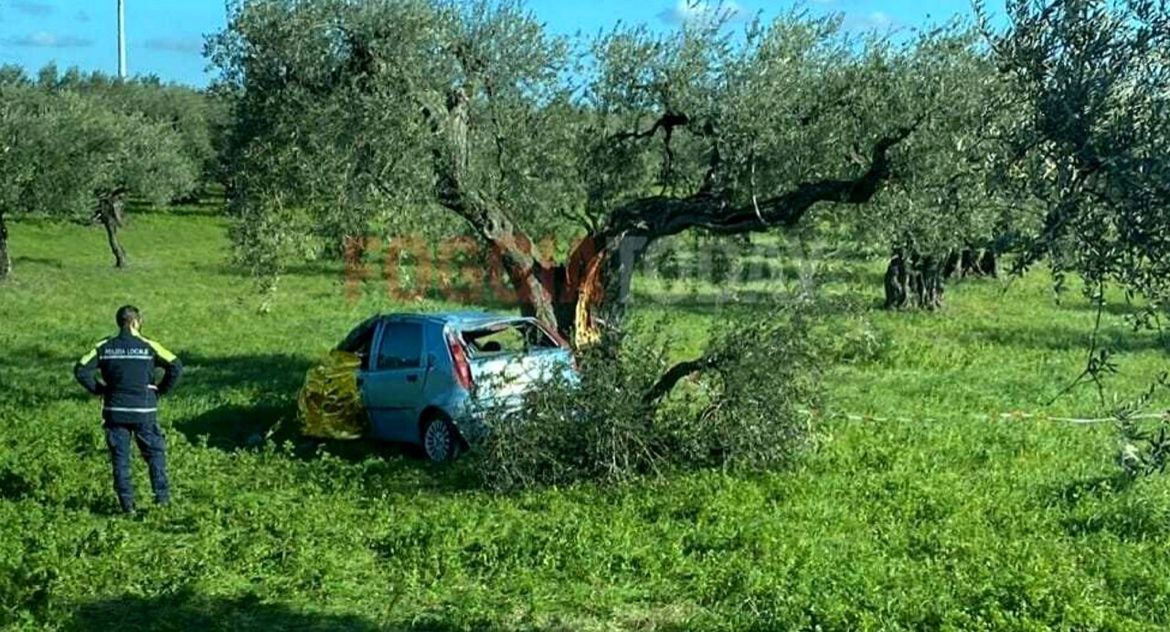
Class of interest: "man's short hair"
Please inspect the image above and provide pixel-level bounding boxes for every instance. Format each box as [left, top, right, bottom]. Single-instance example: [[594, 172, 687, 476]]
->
[[116, 305, 141, 329]]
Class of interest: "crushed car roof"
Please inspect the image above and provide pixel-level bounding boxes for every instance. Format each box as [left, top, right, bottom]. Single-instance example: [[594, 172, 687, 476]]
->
[[382, 311, 528, 327]]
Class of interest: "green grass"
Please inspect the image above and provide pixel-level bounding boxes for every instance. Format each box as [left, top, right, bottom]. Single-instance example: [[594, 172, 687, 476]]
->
[[1, 207, 1169, 631]]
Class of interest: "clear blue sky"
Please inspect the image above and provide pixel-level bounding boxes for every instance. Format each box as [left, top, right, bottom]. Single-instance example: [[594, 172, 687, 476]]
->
[[0, 0, 984, 87]]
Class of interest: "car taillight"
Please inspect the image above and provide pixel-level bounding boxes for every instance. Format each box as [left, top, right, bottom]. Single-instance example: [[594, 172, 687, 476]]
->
[[447, 335, 474, 391]]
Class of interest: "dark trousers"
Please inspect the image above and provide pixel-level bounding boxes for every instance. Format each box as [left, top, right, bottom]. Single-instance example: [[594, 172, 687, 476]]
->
[[104, 421, 170, 512]]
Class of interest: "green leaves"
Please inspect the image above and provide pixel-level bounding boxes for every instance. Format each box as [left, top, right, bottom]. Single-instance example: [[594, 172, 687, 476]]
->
[[985, 0, 1170, 310], [0, 73, 203, 218]]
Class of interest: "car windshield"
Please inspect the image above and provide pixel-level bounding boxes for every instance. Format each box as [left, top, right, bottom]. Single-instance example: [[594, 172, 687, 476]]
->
[[461, 320, 560, 357]]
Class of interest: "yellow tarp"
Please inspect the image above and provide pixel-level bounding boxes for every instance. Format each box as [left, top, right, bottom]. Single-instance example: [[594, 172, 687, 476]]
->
[[297, 350, 367, 440]]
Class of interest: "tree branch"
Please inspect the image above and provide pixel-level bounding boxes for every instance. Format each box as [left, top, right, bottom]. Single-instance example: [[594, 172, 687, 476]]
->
[[643, 354, 722, 405], [605, 121, 921, 241], [611, 111, 691, 144]]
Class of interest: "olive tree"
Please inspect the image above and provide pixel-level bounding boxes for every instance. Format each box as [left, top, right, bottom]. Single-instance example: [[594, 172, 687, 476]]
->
[[0, 86, 34, 279], [980, 0, 1170, 313], [0, 83, 93, 279], [84, 108, 199, 268], [214, 0, 981, 341], [0, 71, 199, 270]]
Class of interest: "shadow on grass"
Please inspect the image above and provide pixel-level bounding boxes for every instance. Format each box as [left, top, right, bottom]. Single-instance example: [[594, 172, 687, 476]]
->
[[11, 255, 64, 268], [178, 400, 483, 493], [172, 351, 483, 492], [1042, 473, 1170, 542], [124, 193, 226, 218], [1046, 472, 1135, 506], [959, 321, 1164, 354], [62, 588, 481, 632], [1060, 503, 1169, 541], [178, 351, 310, 397], [170, 351, 309, 450]]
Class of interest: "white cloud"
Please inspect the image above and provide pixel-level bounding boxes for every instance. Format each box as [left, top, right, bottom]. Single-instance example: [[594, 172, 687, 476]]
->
[[843, 11, 897, 32], [658, 1, 745, 26], [12, 1, 55, 17], [143, 36, 203, 56], [7, 30, 93, 48]]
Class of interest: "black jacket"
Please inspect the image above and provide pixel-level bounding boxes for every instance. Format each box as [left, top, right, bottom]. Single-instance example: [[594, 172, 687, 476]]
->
[[74, 328, 183, 425]]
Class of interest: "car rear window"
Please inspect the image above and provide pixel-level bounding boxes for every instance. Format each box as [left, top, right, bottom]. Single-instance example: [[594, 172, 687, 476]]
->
[[461, 321, 560, 357]]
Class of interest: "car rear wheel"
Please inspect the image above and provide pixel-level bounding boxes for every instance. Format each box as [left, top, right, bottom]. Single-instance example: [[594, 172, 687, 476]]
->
[[422, 415, 462, 463]]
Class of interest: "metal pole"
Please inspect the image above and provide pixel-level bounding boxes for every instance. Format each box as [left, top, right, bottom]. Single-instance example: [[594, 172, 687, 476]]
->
[[117, 0, 126, 79]]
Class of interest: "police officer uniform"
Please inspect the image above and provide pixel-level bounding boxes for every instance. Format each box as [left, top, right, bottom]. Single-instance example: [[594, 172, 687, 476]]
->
[[75, 325, 183, 513]]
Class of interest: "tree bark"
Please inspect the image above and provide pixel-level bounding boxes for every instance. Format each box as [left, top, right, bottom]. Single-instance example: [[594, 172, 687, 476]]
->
[[0, 211, 11, 280], [943, 250, 960, 279], [98, 193, 128, 268], [885, 249, 943, 310], [960, 248, 979, 278], [920, 255, 944, 309], [978, 249, 998, 278]]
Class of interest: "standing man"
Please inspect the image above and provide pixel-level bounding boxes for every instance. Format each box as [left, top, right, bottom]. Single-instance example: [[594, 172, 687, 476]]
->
[[75, 305, 183, 514]]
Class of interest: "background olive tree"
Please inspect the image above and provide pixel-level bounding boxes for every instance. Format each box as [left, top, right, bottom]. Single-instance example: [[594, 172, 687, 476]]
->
[[0, 66, 203, 271]]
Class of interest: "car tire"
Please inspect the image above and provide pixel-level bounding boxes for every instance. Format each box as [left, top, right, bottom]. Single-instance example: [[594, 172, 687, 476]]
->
[[422, 415, 462, 463]]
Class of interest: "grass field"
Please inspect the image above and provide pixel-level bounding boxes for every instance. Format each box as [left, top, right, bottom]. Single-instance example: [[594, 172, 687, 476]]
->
[[1, 204, 1169, 631]]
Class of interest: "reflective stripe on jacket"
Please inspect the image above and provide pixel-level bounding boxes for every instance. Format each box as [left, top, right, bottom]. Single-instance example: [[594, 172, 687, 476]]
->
[[75, 328, 183, 424]]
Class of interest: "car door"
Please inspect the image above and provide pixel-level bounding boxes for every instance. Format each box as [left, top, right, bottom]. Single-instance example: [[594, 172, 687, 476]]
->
[[361, 319, 427, 442]]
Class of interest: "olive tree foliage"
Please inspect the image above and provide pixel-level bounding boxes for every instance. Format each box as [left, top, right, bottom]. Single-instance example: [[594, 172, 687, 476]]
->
[[0, 87, 34, 279], [0, 68, 198, 271], [37, 64, 217, 199], [979, 0, 1170, 317], [209, 0, 454, 282], [831, 29, 1042, 310], [212, 0, 977, 340], [82, 106, 198, 268]]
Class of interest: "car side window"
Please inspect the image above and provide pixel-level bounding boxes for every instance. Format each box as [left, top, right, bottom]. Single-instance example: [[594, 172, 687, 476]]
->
[[338, 317, 379, 370], [375, 322, 423, 371]]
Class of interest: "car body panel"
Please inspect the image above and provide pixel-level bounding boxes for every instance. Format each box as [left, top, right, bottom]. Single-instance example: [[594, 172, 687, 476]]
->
[[350, 312, 575, 447]]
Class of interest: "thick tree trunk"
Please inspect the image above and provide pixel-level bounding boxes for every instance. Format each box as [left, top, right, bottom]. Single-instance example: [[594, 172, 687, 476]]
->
[[885, 249, 943, 310], [920, 255, 944, 309], [98, 194, 128, 268], [943, 250, 960, 279], [960, 248, 979, 278], [509, 233, 642, 348], [884, 249, 910, 309], [978, 249, 998, 278], [0, 211, 11, 280]]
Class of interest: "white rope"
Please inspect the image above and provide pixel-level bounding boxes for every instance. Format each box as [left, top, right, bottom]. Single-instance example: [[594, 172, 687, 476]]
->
[[827, 411, 1167, 426]]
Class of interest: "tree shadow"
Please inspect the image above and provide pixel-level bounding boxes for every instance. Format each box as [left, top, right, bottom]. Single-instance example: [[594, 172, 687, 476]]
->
[[959, 321, 1164, 354], [124, 193, 226, 218], [630, 290, 877, 320], [11, 255, 63, 268], [62, 589, 480, 631], [0, 345, 95, 406], [178, 352, 312, 398], [171, 351, 483, 493], [1045, 472, 1135, 507], [1059, 502, 1169, 541], [191, 261, 346, 280], [177, 400, 482, 494], [1041, 473, 1169, 542]]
